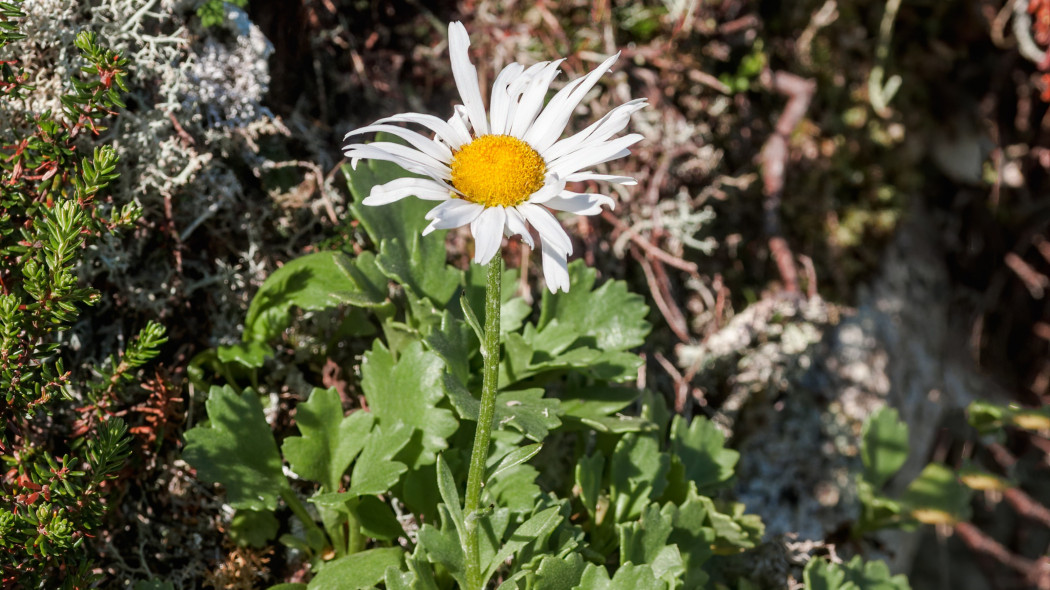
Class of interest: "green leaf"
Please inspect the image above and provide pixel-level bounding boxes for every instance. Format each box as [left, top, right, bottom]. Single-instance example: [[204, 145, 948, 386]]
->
[[537, 261, 650, 352], [609, 433, 670, 522], [400, 462, 442, 524], [498, 262, 650, 388], [967, 400, 1050, 435], [574, 563, 669, 590], [483, 506, 564, 584], [378, 238, 461, 312], [444, 376, 561, 442], [501, 332, 644, 388], [618, 503, 684, 584], [570, 414, 656, 434], [268, 585, 309, 590], [418, 505, 468, 589], [308, 423, 412, 513], [350, 423, 411, 496], [344, 157, 428, 247], [386, 556, 441, 590], [460, 292, 484, 343], [901, 463, 972, 525], [344, 158, 460, 306], [803, 558, 846, 590], [243, 250, 387, 343], [966, 400, 1007, 435], [230, 509, 280, 548], [669, 414, 738, 493], [436, 454, 465, 538], [496, 389, 562, 442], [282, 387, 374, 491], [424, 309, 476, 385], [384, 566, 420, 590], [861, 407, 909, 489], [482, 431, 543, 512], [557, 386, 649, 432], [489, 443, 543, 480], [856, 478, 904, 534], [461, 262, 527, 335], [350, 496, 406, 541], [700, 496, 763, 553], [361, 341, 459, 468], [667, 489, 715, 588], [531, 553, 588, 590], [804, 555, 911, 590], [486, 460, 543, 513], [308, 547, 405, 590], [183, 386, 287, 510], [405, 290, 445, 336], [215, 341, 273, 370], [500, 300, 531, 336], [478, 507, 513, 580], [575, 453, 604, 522]]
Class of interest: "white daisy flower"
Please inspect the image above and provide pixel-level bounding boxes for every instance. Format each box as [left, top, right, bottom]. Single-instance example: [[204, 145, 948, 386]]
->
[[343, 21, 645, 293]]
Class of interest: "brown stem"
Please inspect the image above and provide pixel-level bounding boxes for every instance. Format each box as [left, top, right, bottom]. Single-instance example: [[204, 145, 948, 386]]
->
[[955, 521, 1050, 589], [759, 70, 816, 293], [631, 246, 691, 343]]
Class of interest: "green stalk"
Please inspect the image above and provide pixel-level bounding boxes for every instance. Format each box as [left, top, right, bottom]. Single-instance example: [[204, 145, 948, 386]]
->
[[279, 487, 328, 554], [347, 512, 364, 554], [463, 255, 502, 590]]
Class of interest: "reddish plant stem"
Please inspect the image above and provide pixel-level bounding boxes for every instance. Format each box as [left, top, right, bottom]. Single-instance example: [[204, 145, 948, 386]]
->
[[1003, 487, 1050, 528], [631, 246, 691, 343], [601, 209, 700, 276], [759, 70, 815, 293], [955, 521, 1050, 589]]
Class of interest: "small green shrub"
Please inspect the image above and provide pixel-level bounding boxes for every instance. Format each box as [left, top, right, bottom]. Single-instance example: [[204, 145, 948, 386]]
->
[[0, 5, 166, 585]]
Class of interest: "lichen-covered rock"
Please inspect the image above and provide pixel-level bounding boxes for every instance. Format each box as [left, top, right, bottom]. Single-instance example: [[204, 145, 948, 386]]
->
[[679, 211, 991, 572]]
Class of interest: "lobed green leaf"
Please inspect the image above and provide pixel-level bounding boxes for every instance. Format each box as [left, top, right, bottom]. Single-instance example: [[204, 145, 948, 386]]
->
[[182, 386, 287, 511]]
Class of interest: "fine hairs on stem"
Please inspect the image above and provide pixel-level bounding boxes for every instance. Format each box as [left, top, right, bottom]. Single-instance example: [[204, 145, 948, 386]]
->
[[462, 255, 503, 589]]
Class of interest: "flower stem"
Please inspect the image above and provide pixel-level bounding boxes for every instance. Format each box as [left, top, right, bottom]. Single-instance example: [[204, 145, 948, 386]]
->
[[464, 255, 502, 590]]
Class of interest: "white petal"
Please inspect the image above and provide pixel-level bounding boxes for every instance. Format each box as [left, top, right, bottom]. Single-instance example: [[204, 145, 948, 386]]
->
[[448, 105, 473, 145], [422, 199, 485, 234], [470, 206, 507, 264], [503, 62, 554, 136], [519, 76, 585, 142], [448, 22, 489, 136], [363, 177, 454, 206], [509, 60, 564, 139], [344, 124, 452, 163], [565, 172, 637, 185], [344, 142, 451, 176], [543, 98, 647, 162], [504, 206, 534, 248], [523, 52, 620, 153], [489, 62, 524, 135], [543, 192, 615, 216], [518, 202, 572, 255], [546, 133, 643, 178], [343, 144, 451, 184], [538, 234, 571, 293], [373, 112, 471, 149], [523, 173, 566, 205]]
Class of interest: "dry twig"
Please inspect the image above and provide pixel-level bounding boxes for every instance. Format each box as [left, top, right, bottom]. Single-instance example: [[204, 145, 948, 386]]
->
[[631, 246, 691, 343], [601, 210, 700, 275], [759, 70, 816, 293], [955, 521, 1050, 589]]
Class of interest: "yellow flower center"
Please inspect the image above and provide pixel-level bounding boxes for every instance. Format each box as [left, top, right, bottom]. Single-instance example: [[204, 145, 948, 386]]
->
[[450, 135, 546, 208]]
